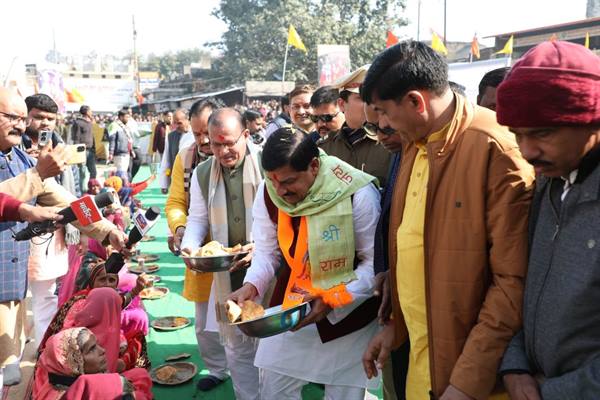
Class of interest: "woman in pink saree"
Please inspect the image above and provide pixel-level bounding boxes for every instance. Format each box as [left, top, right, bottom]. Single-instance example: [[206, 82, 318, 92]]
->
[[33, 327, 152, 400], [41, 286, 149, 372]]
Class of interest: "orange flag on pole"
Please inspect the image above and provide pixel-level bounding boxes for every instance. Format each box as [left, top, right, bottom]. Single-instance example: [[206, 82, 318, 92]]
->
[[386, 31, 399, 48], [471, 35, 480, 59]]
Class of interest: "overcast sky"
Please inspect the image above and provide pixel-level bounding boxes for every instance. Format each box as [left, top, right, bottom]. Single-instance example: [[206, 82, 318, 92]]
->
[[0, 0, 589, 76]]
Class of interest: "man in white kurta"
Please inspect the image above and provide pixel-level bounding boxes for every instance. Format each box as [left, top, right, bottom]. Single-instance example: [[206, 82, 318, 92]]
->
[[181, 108, 261, 400], [230, 127, 381, 400]]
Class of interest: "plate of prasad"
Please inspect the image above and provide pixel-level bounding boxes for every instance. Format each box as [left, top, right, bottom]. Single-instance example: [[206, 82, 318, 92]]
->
[[151, 316, 191, 331], [133, 253, 160, 263], [128, 264, 160, 274], [151, 362, 197, 385], [140, 286, 169, 300]]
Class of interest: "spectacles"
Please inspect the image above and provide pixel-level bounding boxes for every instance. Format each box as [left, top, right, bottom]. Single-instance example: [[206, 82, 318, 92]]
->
[[210, 129, 245, 150], [0, 111, 28, 126], [363, 122, 395, 137], [310, 112, 340, 123]]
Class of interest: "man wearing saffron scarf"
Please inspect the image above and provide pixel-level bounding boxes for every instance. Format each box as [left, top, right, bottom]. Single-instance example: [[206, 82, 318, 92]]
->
[[229, 127, 381, 399]]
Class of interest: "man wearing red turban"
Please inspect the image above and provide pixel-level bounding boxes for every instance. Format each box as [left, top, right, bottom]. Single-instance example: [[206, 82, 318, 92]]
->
[[498, 41, 600, 400]]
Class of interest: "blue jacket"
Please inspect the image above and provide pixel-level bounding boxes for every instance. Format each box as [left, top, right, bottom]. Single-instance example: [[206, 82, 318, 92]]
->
[[108, 122, 132, 156], [0, 147, 36, 301]]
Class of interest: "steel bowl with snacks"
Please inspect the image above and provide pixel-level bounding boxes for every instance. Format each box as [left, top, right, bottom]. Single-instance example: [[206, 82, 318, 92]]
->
[[181, 251, 250, 273], [231, 302, 308, 338]]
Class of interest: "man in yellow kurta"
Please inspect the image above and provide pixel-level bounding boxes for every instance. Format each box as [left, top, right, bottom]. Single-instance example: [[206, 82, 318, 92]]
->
[[164, 98, 228, 390], [361, 41, 533, 400], [396, 127, 446, 398]]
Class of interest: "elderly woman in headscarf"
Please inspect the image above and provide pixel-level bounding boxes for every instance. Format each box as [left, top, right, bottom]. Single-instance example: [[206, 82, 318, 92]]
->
[[33, 327, 152, 400], [41, 272, 151, 371], [87, 179, 102, 195]]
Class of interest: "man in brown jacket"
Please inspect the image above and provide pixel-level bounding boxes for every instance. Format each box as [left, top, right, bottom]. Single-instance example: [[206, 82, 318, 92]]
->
[[361, 41, 534, 400]]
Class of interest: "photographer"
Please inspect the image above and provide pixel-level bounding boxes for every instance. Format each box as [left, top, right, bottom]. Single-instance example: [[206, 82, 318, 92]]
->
[[71, 105, 96, 188]]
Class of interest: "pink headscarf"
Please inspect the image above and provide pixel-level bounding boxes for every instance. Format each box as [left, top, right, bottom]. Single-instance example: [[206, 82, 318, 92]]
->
[[58, 238, 108, 306], [87, 238, 108, 260], [33, 327, 98, 400], [66, 288, 122, 373], [33, 327, 152, 400]]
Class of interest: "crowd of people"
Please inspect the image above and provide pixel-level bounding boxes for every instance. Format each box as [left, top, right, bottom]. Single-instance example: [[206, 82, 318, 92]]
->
[[0, 38, 599, 400]]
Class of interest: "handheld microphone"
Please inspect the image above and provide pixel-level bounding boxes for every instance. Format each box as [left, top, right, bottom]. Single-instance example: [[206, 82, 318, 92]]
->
[[105, 206, 161, 273], [13, 192, 114, 241], [128, 206, 161, 246]]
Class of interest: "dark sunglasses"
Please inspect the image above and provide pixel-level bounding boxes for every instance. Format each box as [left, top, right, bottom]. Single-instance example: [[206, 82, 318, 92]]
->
[[309, 111, 340, 123], [363, 122, 395, 137]]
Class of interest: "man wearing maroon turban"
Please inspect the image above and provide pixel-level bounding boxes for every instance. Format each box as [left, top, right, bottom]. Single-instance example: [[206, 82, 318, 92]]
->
[[497, 41, 600, 400]]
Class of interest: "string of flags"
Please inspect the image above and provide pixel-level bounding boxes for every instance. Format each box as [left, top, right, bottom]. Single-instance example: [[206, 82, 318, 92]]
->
[[286, 23, 591, 61]]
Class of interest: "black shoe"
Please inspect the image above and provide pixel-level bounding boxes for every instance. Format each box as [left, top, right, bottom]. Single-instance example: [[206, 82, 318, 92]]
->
[[196, 375, 226, 391]]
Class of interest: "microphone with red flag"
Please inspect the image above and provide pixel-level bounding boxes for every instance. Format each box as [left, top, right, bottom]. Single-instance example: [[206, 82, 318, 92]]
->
[[70, 195, 104, 226], [13, 192, 114, 241]]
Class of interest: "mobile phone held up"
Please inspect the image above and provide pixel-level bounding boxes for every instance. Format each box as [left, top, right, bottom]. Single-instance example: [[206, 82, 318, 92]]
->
[[38, 130, 51, 147], [66, 144, 87, 165]]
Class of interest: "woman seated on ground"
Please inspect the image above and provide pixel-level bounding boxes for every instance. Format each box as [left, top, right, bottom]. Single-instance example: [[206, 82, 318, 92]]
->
[[59, 202, 125, 307], [40, 284, 151, 372], [71, 261, 150, 337], [105, 173, 156, 197], [87, 179, 102, 195], [104, 173, 155, 214], [59, 236, 119, 306], [100, 188, 127, 231], [33, 327, 152, 400]]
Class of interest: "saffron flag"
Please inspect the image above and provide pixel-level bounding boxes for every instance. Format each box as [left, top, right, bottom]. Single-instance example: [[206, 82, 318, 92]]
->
[[585, 32, 590, 49], [65, 88, 85, 103], [288, 25, 307, 52], [495, 35, 514, 55], [386, 31, 399, 48], [471, 35, 480, 59], [431, 31, 448, 56]]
